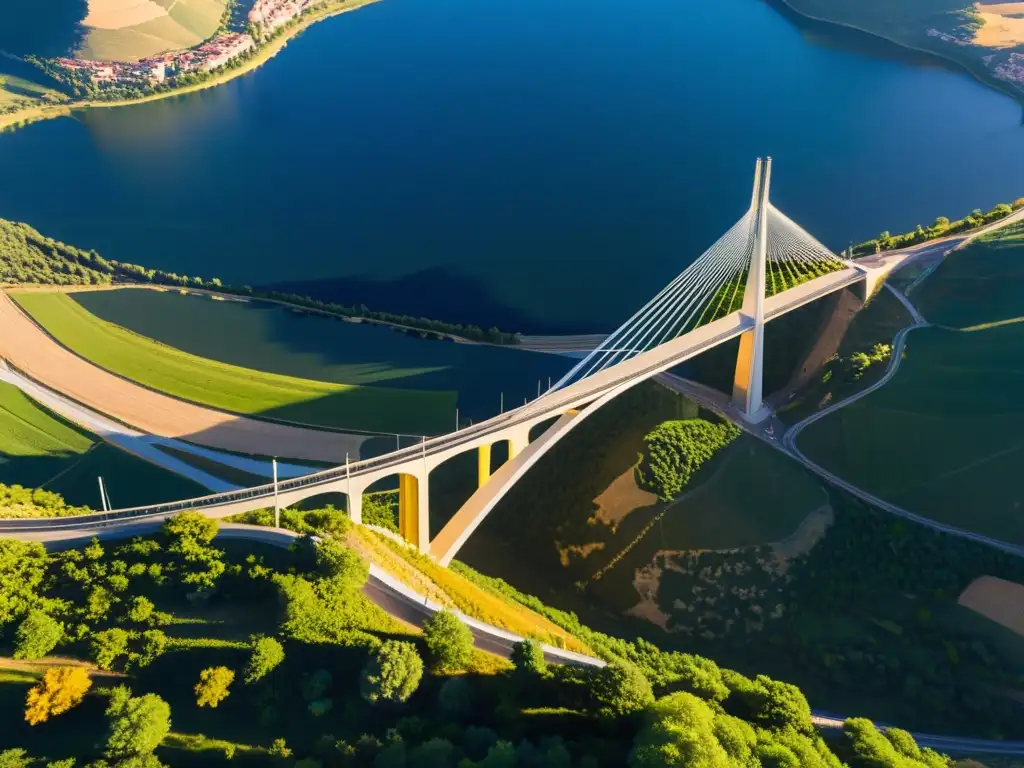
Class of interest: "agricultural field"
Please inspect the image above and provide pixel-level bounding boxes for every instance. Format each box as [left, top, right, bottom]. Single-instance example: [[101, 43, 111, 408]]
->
[[71, 287, 570, 424], [0, 380, 206, 507], [77, 0, 227, 61], [797, 224, 1024, 544], [0, 73, 66, 112], [12, 291, 456, 434]]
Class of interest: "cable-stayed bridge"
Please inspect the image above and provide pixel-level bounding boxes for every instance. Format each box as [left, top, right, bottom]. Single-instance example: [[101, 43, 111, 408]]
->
[[0, 158, 906, 565]]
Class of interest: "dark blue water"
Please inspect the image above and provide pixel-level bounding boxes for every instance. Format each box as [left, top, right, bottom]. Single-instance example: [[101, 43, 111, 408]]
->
[[2, 0, 1024, 332]]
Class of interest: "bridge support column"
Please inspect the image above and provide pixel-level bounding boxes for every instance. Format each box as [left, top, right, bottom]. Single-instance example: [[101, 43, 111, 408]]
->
[[347, 491, 362, 525], [508, 428, 530, 459], [732, 157, 772, 424], [855, 267, 886, 303], [398, 473, 430, 552], [477, 444, 491, 487]]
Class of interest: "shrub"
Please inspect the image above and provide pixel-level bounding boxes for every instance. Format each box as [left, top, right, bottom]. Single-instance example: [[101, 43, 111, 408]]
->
[[510, 638, 548, 678], [195, 667, 235, 708], [244, 635, 285, 683], [360, 641, 423, 705], [13, 610, 63, 660], [138, 630, 168, 667], [105, 687, 171, 758], [315, 538, 368, 592], [422, 610, 473, 671], [590, 662, 654, 718], [91, 628, 131, 671], [24, 666, 92, 725], [268, 738, 292, 758], [127, 596, 154, 624]]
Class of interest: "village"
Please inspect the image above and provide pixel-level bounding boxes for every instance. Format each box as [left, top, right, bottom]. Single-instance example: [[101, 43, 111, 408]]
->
[[52, 0, 328, 89]]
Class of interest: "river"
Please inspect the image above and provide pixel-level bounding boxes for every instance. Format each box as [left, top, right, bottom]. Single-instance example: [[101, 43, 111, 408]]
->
[[2, 0, 1024, 333]]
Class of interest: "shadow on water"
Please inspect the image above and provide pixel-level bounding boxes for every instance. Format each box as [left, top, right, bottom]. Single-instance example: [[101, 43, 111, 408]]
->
[[265, 267, 595, 336], [71, 289, 573, 426], [0, 0, 86, 57]]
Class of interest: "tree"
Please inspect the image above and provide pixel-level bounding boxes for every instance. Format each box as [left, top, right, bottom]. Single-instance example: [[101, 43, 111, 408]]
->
[[0, 750, 32, 768], [591, 662, 654, 718], [244, 635, 285, 683], [510, 638, 548, 678], [127, 596, 154, 624], [0, 539, 48, 628], [105, 687, 172, 758], [195, 666, 235, 708], [629, 692, 728, 768], [360, 640, 423, 705], [161, 512, 223, 590], [91, 628, 131, 671], [409, 738, 455, 768], [24, 665, 92, 725], [422, 610, 473, 671], [13, 610, 63, 660], [138, 630, 168, 667], [314, 538, 368, 592]]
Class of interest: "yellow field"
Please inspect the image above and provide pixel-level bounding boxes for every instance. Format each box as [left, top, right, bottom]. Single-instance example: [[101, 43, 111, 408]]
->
[[959, 576, 1024, 637], [77, 0, 226, 61]]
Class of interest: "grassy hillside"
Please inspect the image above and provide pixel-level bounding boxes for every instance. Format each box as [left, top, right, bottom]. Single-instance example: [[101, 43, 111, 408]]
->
[[0, 512, 931, 767], [71, 287, 568, 424], [0, 380, 205, 508], [12, 291, 455, 434], [797, 223, 1024, 544]]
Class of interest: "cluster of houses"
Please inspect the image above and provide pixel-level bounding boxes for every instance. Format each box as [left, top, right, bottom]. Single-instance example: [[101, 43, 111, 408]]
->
[[53, 0, 328, 87], [994, 52, 1024, 85], [250, 0, 326, 34]]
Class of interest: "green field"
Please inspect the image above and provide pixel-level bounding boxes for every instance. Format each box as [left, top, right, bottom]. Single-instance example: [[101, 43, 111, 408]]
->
[[797, 224, 1024, 544], [13, 291, 457, 434], [69, 287, 569, 425], [0, 380, 206, 507], [77, 0, 226, 61]]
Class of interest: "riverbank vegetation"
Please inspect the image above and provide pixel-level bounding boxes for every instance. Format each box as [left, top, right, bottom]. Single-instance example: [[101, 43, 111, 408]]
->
[[849, 195, 1024, 257], [11, 291, 455, 435], [68, 287, 568, 424], [0, 380, 206, 509], [0, 216, 521, 344], [796, 222, 1024, 545], [0, 506, 967, 766]]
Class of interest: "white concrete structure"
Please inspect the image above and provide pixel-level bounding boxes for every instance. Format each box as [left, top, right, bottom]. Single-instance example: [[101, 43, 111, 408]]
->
[[0, 160, 912, 566]]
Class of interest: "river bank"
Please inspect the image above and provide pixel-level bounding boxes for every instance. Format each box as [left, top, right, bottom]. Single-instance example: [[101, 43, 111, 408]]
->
[[0, 0, 383, 134], [765, 0, 1024, 109]]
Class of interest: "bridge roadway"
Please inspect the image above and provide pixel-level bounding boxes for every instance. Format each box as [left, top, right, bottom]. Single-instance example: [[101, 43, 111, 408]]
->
[[0, 260, 900, 565]]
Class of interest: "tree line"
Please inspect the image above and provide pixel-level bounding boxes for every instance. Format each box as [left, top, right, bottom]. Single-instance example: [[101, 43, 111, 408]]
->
[[0, 217, 520, 344], [851, 198, 1024, 257]]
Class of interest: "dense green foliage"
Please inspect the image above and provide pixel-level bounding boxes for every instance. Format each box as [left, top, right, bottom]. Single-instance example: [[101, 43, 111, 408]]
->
[[0, 216, 519, 343], [360, 640, 424, 704], [637, 418, 741, 500], [13, 609, 63, 659], [105, 685, 172, 759], [422, 609, 474, 672], [244, 634, 285, 683], [194, 666, 235, 708], [850, 199, 1024, 256]]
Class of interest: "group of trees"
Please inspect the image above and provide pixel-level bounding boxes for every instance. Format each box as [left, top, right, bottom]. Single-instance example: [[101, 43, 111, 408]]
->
[[851, 198, 1024, 257], [637, 418, 741, 500], [0, 497, 999, 766], [0, 483, 91, 519], [0, 216, 521, 344]]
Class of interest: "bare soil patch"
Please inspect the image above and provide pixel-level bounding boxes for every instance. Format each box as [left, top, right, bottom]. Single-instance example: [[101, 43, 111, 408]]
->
[[84, 0, 168, 30], [975, 9, 1024, 47], [0, 291, 365, 464], [590, 465, 658, 533], [959, 575, 1024, 636]]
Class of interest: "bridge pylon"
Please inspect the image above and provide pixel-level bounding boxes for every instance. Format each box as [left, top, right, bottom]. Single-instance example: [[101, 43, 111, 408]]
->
[[731, 157, 772, 423]]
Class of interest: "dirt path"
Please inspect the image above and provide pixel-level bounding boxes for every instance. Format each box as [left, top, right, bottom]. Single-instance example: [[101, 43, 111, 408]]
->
[[0, 291, 364, 464]]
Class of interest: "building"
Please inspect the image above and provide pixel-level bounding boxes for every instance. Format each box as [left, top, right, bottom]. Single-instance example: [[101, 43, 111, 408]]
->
[[195, 32, 256, 71]]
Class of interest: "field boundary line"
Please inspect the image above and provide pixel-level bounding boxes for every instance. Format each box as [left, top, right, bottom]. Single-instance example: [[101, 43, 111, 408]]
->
[[3, 290, 429, 440]]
